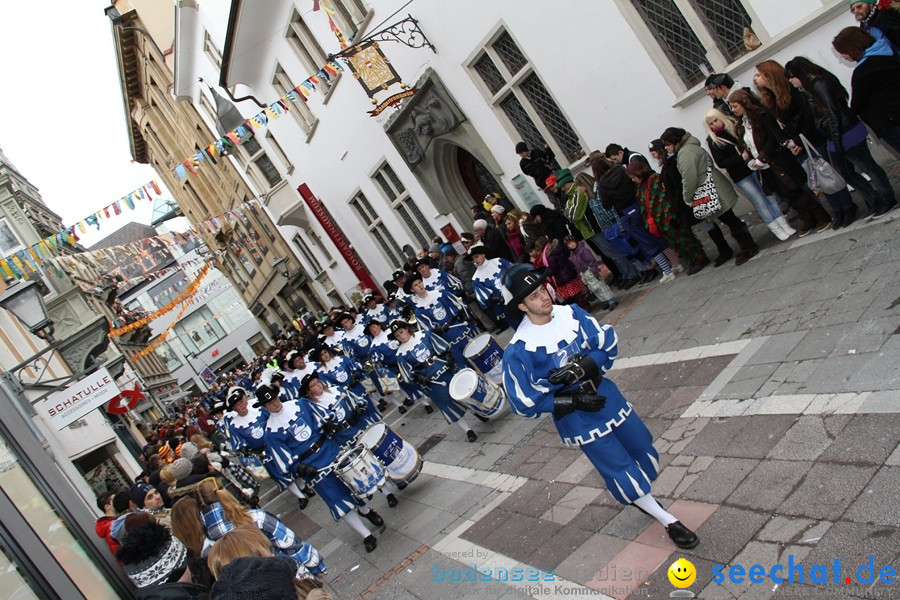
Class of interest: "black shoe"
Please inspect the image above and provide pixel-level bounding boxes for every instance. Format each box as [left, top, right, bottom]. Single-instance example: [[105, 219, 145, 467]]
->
[[423, 405, 435, 414], [639, 270, 658, 285], [666, 521, 699, 550], [361, 509, 384, 527], [297, 496, 309, 510], [377, 401, 388, 412], [473, 413, 489, 422], [713, 250, 734, 267], [364, 534, 378, 553], [871, 202, 893, 219], [386, 493, 399, 508], [595, 300, 610, 311], [466, 430, 478, 442], [686, 257, 710, 276], [403, 398, 415, 407], [303, 486, 316, 497], [398, 406, 407, 414], [607, 300, 619, 311], [831, 210, 845, 230], [620, 277, 639, 290], [844, 205, 858, 227]]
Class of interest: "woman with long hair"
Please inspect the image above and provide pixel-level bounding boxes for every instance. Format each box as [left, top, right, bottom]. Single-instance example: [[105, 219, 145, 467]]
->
[[624, 159, 710, 273], [170, 497, 215, 589], [704, 108, 795, 240], [784, 56, 897, 220], [727, 89, 833, 236], [752, 60, 845, 228], [832, 26, 900, 155], [659, 127, 760, 266]]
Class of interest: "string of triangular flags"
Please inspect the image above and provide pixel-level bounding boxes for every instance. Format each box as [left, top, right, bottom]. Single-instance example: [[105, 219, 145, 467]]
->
[[131, 261, 212, 360], [109, 260, 212, 339], [0, 180, 164, 282], [163, 300, 243, 345]]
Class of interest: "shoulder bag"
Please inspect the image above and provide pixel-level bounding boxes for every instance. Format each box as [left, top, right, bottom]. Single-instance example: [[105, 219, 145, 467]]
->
[[690, 162, 722, 219], [799, 133, 846, 195]]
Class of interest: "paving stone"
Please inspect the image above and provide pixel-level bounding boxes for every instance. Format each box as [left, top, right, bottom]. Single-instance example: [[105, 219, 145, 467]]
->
[[682, 457, 759, 503], [691, 506, 769, 563], [650, 385, 706, 418], [785, 323, 857, 362], [532, 447, 582, 481], [587, 541, 672, 599], [527, 521, 596, 572], [634, 555, 719, 600], [459, 507, 514, 546], [699, 541, 812, 600], [476, 514, 561, 565], [683, 415, 797, 459], [767, 415, 852, 461], [541, 485, 603, 525], [843, 467, 900, 527], [755, 516, 817, 544], [497, 479, 574, 518], [567, 504, 622, 534], [818, 414, 900, 465], [600, 503, 657, 541], [780, 463, 878, 520], [553, 532, 629, 585], [802, 521, 900, 585], [728, 460, 813, 512], [886, 443, 900, 466], [633, 499, 717, 550]]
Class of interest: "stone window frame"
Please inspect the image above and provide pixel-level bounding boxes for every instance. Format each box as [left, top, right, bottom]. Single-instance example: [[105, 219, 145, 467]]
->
[[285, 7, 341, 103], [272, 63, 319, 140], [348, 189, 406, 267], [369, 161, 434, 249]]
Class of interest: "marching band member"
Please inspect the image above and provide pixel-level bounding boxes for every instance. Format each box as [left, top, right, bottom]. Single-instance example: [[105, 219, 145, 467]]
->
[[361, 294, 391, 327], [391, 320, 479, 442], [404, 272, 478, 368], [280, 349, 317, 398], [366, 319, 428, 414], [468, 242, 513, 330], [415, 257, 463, 295], [312, 344, 381, 424], [255, 384, 385, 553], [500, 266, 699, 550]]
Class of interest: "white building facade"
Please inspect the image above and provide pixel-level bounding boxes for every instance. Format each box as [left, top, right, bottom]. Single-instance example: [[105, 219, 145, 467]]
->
[[173, 0, 854, 305]]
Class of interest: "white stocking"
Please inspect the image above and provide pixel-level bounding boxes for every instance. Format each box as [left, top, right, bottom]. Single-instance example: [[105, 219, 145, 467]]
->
[[286, 481, 307, 499], [379, 481, 399, 494], [342, 511, 370, 538], [633, 493, 677, 526], [455, 416, 473, 432]]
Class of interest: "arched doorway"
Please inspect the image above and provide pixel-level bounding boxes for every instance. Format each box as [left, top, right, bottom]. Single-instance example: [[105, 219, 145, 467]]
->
[[456, 147, 505, 207]]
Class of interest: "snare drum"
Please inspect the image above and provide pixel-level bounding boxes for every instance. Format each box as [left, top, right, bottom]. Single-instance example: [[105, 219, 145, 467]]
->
[[463, 333, 504, 384], [334, 445, 386, 499], [448, 368, 506, 418], [360, 423, 423, 488]]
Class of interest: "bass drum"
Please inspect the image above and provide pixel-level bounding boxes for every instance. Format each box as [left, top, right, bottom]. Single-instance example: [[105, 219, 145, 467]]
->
[[448, 368, 506, 419], [360, 422, 423, 489]]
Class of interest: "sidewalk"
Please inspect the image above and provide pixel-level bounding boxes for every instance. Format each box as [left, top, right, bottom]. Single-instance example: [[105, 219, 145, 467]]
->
[[266, 207, 899, 599]]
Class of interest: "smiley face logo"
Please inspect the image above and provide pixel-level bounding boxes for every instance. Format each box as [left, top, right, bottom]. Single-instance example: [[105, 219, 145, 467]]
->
[[668, 558, 696, 588]]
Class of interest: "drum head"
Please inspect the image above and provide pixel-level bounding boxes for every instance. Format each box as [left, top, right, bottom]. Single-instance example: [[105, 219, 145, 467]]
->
[[449, 368, 478, 401], [463, 333, 490, 358], [336, 445, 363, 470], [360, 423, 386, 449]]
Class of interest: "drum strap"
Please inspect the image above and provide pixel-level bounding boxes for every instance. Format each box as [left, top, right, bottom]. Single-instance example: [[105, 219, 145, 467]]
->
[[298, 438, 323, 462]]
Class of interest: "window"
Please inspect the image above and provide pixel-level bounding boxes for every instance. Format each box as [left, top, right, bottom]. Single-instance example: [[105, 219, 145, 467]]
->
[[372, 163, 433, 248], [198, 92, 217, 126], [265, 131, 293, 173], [176, 307, 226, 354], [238, 135, 282, 190], [248, 202, 276, 245], [469, 28, 585, 164], [293, 232, 340, 304], [286, 9, 332, 93], [273, 64, 317, 136], [204, 30, 223, 69], [0, 217, 25, 256], [349, 191, 405, 266], [332, 0, 370, 39], [617, 0, 762, 91]]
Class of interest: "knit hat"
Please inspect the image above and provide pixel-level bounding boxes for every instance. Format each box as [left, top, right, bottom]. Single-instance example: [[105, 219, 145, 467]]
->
[[157, 444, 172, 461], [490, 205, 506, 215], [116, 521, 188, 589], [179, 442, 199, 461], [211, 557, 299, 600], [847, 0, 875, 4], [170, 458, 193, 482], [428, 242, 441, 253], [473, 219, 488, 231], [515, 141, 528, 154], [555, 168, 574, 189], [129, 482, 155, 509]]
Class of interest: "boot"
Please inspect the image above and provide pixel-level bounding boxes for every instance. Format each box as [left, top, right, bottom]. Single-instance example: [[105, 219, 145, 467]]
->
[[766, 221, 790, 241], [774, 216, 796, 238], [843, 205, 857, 227], [707, 225, 733, 267], [732, 226, 759, 266]]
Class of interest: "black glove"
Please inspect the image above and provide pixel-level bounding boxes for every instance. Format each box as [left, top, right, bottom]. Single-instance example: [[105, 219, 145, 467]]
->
[[414, 375, 430, 385], [297, 463, 318, 478], [353, 404, 367, 418], [553, 394, 607, 420], [548, 355, 600, 386], [321, 421, 339, 437], [490, 296, 504, 305], [348, 377, 360, 387]]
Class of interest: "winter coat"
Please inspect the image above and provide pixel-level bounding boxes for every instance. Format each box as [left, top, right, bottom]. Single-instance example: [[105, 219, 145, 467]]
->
[[674, 133, 738, 220], [564, 185, 595, 240], [532, 206, 571, 243], [544, 241, 580, 285], [95, 516, 121, 555], [480, 224, 514, 261], [598, 166, 637, 213], [567, 240, 601, 275], [771, 87, 826, 148], [661, 154, 695, 225], [863, 6, 900, 50], [742, 113, 809, 195], [706, 130, 752, 182], [850, 53, 900, 135], [519, 147, 555, 189], [804, 79, 862, 151]]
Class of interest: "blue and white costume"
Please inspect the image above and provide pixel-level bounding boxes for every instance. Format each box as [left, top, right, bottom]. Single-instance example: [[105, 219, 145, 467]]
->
[[370, 329, 424, 401], [396, 330, 468, 423], [307, 388, 372, 449], [410, 288, 478, 367], [282, 360, 318, 400], [472, 257, 513, 323], [318, 355, 381, 424], [263, 400, 359, 521], [363, 303, 391, 327], [423, 268, 463, 295], [501, 304, 658, 505], [340, 323, 372, 360], [224, 405, 278, 476]]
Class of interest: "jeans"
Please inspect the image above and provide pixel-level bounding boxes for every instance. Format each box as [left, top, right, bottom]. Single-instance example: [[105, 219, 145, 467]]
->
[[830, 140, 896, 209], [589, 232, 639, 279], [733, 174, 784, 224], [620, 204, 668, 257]]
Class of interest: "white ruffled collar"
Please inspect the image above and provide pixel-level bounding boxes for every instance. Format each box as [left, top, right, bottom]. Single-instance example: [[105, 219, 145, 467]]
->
[[510, 305, 579, 351], [474, 258, 503, 280], [412, 290, 440, 309], [397, 331, 424, 353], [266, 400, 300, 428]]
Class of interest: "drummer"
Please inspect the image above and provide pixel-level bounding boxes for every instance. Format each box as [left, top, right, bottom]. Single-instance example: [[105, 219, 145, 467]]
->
[[254, 384, 385, 553], [300, 372, 401, 509], [361, 294, 390, 328], [390, 320, 479, 442], [222, 386, 312, 510], [468, 242, 514, 331], [365, 319, 428, 415], [318, 319, 345, 350], [312, 344, 381, 424], [404, 272, 478, 368], [415, 257, 462, 295], [281, 349, 317, 396]]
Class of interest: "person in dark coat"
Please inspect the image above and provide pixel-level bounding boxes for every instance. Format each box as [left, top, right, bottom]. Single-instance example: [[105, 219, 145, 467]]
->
[[832, 25, 900, 154], [473, 219, 513, 261], [850, 0, 900, 50], [528, 205, 570, 244], [517, 141, 557, 190]]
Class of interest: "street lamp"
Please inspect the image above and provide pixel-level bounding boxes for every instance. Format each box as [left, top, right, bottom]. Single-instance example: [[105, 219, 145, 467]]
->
[[0, 280, 55, 342], [272, 256, 289, 278]]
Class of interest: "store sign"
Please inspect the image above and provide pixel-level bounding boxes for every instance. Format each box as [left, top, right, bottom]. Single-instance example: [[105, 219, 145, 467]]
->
[[36, 368, 121, 431]]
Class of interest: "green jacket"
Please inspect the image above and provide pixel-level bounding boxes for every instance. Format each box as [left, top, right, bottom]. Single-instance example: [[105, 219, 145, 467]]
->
[[564, 185, 594, 239], [675, 133, 737, 221]]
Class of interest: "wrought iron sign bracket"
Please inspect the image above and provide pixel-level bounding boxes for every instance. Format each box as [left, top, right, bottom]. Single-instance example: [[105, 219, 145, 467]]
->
[[331, 14, 436, 60]]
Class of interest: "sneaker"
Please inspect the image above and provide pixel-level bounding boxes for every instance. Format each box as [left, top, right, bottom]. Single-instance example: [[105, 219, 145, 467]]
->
[[797, 227, 813, 238], [659, 273, 676, 284], [466, 430, 478, 443], [815, 221, 832, 233], [386, 493, 399, 508], [423, 405, 435, 414], [666, 520, 699, 550], [297, 496, 309, 510], [398, 406, 407, 415], [361, 509, 384, 527], [672, 264, 685, 274], [363, 534, 378, 553]]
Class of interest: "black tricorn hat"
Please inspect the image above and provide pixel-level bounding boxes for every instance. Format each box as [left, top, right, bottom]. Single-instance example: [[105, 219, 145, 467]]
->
[[504, 265, 548, 321], [298, 372, 321, 397], [253, 384, 278, 408], [387, 319, 415, 341], [402, 272, 424, 295]]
